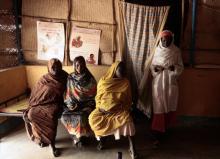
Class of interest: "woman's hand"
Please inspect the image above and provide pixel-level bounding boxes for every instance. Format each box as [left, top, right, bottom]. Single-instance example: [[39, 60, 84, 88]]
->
[[82, 107, 93, 113], [68, 104, 78, 111], [154, 66, 164, 72], [99, 108, 112, 115], [168, 65, 175, 71]]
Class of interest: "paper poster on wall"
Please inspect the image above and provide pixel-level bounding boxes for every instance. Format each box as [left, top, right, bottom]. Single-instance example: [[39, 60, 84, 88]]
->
[[37, 21, 65, 62], [69, 26, 101, 65]]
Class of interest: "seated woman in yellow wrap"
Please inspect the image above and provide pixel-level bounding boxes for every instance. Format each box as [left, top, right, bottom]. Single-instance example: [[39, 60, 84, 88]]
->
[[89, 61, 138, 159]]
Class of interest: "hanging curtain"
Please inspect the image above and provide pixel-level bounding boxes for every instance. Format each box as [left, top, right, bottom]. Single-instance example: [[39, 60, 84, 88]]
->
[[118, 2, 169, 117]]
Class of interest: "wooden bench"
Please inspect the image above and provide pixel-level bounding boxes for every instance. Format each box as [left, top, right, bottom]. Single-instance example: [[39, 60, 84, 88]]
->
[[0, 92, 29, 117], [0, 66, 28, 119]]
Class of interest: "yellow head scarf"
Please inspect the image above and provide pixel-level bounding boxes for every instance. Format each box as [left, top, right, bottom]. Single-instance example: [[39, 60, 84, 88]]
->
[[95, 61, 132, 111], [101, 61, 120, 80]]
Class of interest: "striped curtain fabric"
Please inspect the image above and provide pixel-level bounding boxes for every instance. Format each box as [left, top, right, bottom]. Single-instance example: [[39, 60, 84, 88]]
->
[[121, 2, 168, 116]]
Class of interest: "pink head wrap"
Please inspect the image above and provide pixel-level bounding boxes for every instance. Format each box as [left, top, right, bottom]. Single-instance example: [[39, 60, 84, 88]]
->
[[161, 30, 173, 38]]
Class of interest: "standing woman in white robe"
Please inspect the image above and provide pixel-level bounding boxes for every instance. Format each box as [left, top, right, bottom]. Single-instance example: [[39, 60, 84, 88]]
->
[[150, 30, 184, 145]]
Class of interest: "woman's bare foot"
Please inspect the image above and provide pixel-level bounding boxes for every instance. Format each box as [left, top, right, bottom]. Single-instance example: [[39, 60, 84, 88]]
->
[[39, 142, 48, 148], [50, 143, 61, 157]]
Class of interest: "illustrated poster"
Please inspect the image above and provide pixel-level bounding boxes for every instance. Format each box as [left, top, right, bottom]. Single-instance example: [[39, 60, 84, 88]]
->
[[37, 21, 65, 62], [69, 26, 101, 65]]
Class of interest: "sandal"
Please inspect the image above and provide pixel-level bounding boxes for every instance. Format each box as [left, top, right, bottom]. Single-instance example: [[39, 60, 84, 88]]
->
[[128, 148, 139, 159], [52, 148, 61, 157], [97, 141, 104, 150], [152, 140, 160, 149], [76, 141, 83, 149]]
